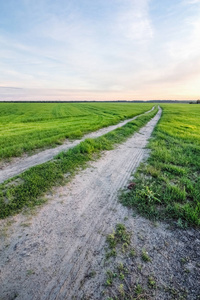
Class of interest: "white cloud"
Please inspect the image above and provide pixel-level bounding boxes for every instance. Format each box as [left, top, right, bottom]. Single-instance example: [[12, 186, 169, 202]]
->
[[0, 0, 200, 100], [110, 0, 153, 42]]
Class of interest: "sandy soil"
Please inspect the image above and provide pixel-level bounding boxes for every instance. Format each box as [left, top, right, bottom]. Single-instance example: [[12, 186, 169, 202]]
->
[[0, 107, 155, 184], [0, 107, 199, 300]]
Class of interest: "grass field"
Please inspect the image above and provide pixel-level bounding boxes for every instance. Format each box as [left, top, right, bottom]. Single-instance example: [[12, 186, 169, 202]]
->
[[0, 107, 158, 218], [121, 104, 200, 227], [0, 102, 153, 160]]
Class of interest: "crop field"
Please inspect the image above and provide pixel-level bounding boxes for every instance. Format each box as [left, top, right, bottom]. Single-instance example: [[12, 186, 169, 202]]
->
[[121, 104, 200, 227], [0, 102, 153, 160]]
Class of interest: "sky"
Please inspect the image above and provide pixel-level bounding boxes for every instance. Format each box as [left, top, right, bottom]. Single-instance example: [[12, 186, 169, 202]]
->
[[0, 0, 200, 101]]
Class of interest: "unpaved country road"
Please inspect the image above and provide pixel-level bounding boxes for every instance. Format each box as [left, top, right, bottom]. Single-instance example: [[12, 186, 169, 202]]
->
[[0, 107, 155, 183], [0, 107, 199, 300]]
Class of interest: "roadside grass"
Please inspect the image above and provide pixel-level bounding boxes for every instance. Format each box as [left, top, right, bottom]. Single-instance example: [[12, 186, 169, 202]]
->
[[0, 107, 158, 219], [0, 102, 153, 160], [120, 104, 200, 227]]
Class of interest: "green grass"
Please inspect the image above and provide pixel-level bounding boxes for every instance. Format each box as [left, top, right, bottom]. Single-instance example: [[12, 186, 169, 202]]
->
[[0, 102, 153, 160], [120, 104, 200, 227], [105, 223, 131, 258], [141, 249, 151, 262], [0, 107, 158, 219]]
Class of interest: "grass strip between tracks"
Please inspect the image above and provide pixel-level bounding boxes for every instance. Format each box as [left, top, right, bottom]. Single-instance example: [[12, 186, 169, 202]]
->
[[0, 107, 158, 219], [120, 104, 200, 227]]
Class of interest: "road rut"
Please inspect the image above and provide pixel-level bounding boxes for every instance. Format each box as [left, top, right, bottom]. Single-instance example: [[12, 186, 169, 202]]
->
[[0, 107, 154, 183], [0, 108, 163, 299]]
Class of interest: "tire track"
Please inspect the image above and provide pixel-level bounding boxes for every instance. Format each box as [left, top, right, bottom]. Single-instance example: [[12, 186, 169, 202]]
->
[[44, 110, 161, 300], [51, 142, 151, 299], [0, 108, 161, 300], [0, 107, 155, 183]]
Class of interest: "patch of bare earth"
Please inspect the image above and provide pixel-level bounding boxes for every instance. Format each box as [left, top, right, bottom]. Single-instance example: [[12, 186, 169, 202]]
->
[[0, 108, 199, 300]]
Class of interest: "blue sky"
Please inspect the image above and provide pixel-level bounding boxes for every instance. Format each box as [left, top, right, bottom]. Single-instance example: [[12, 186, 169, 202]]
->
[[0, 0, 200, 100]]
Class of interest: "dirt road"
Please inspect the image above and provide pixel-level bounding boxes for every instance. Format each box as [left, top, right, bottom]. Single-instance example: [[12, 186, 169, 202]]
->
[[0, 107, 154, 184], [0, 107, 199, 300]]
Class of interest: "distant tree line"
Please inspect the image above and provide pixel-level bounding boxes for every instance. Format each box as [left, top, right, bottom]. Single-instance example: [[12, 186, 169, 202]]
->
[[189, 100, 200, 104], [0, 100, 196, 103]]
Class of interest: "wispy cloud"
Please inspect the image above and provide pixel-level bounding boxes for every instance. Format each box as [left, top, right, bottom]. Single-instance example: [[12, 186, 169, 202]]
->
[[0, 0, 199, 100], [112, 0, 153, 42]]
